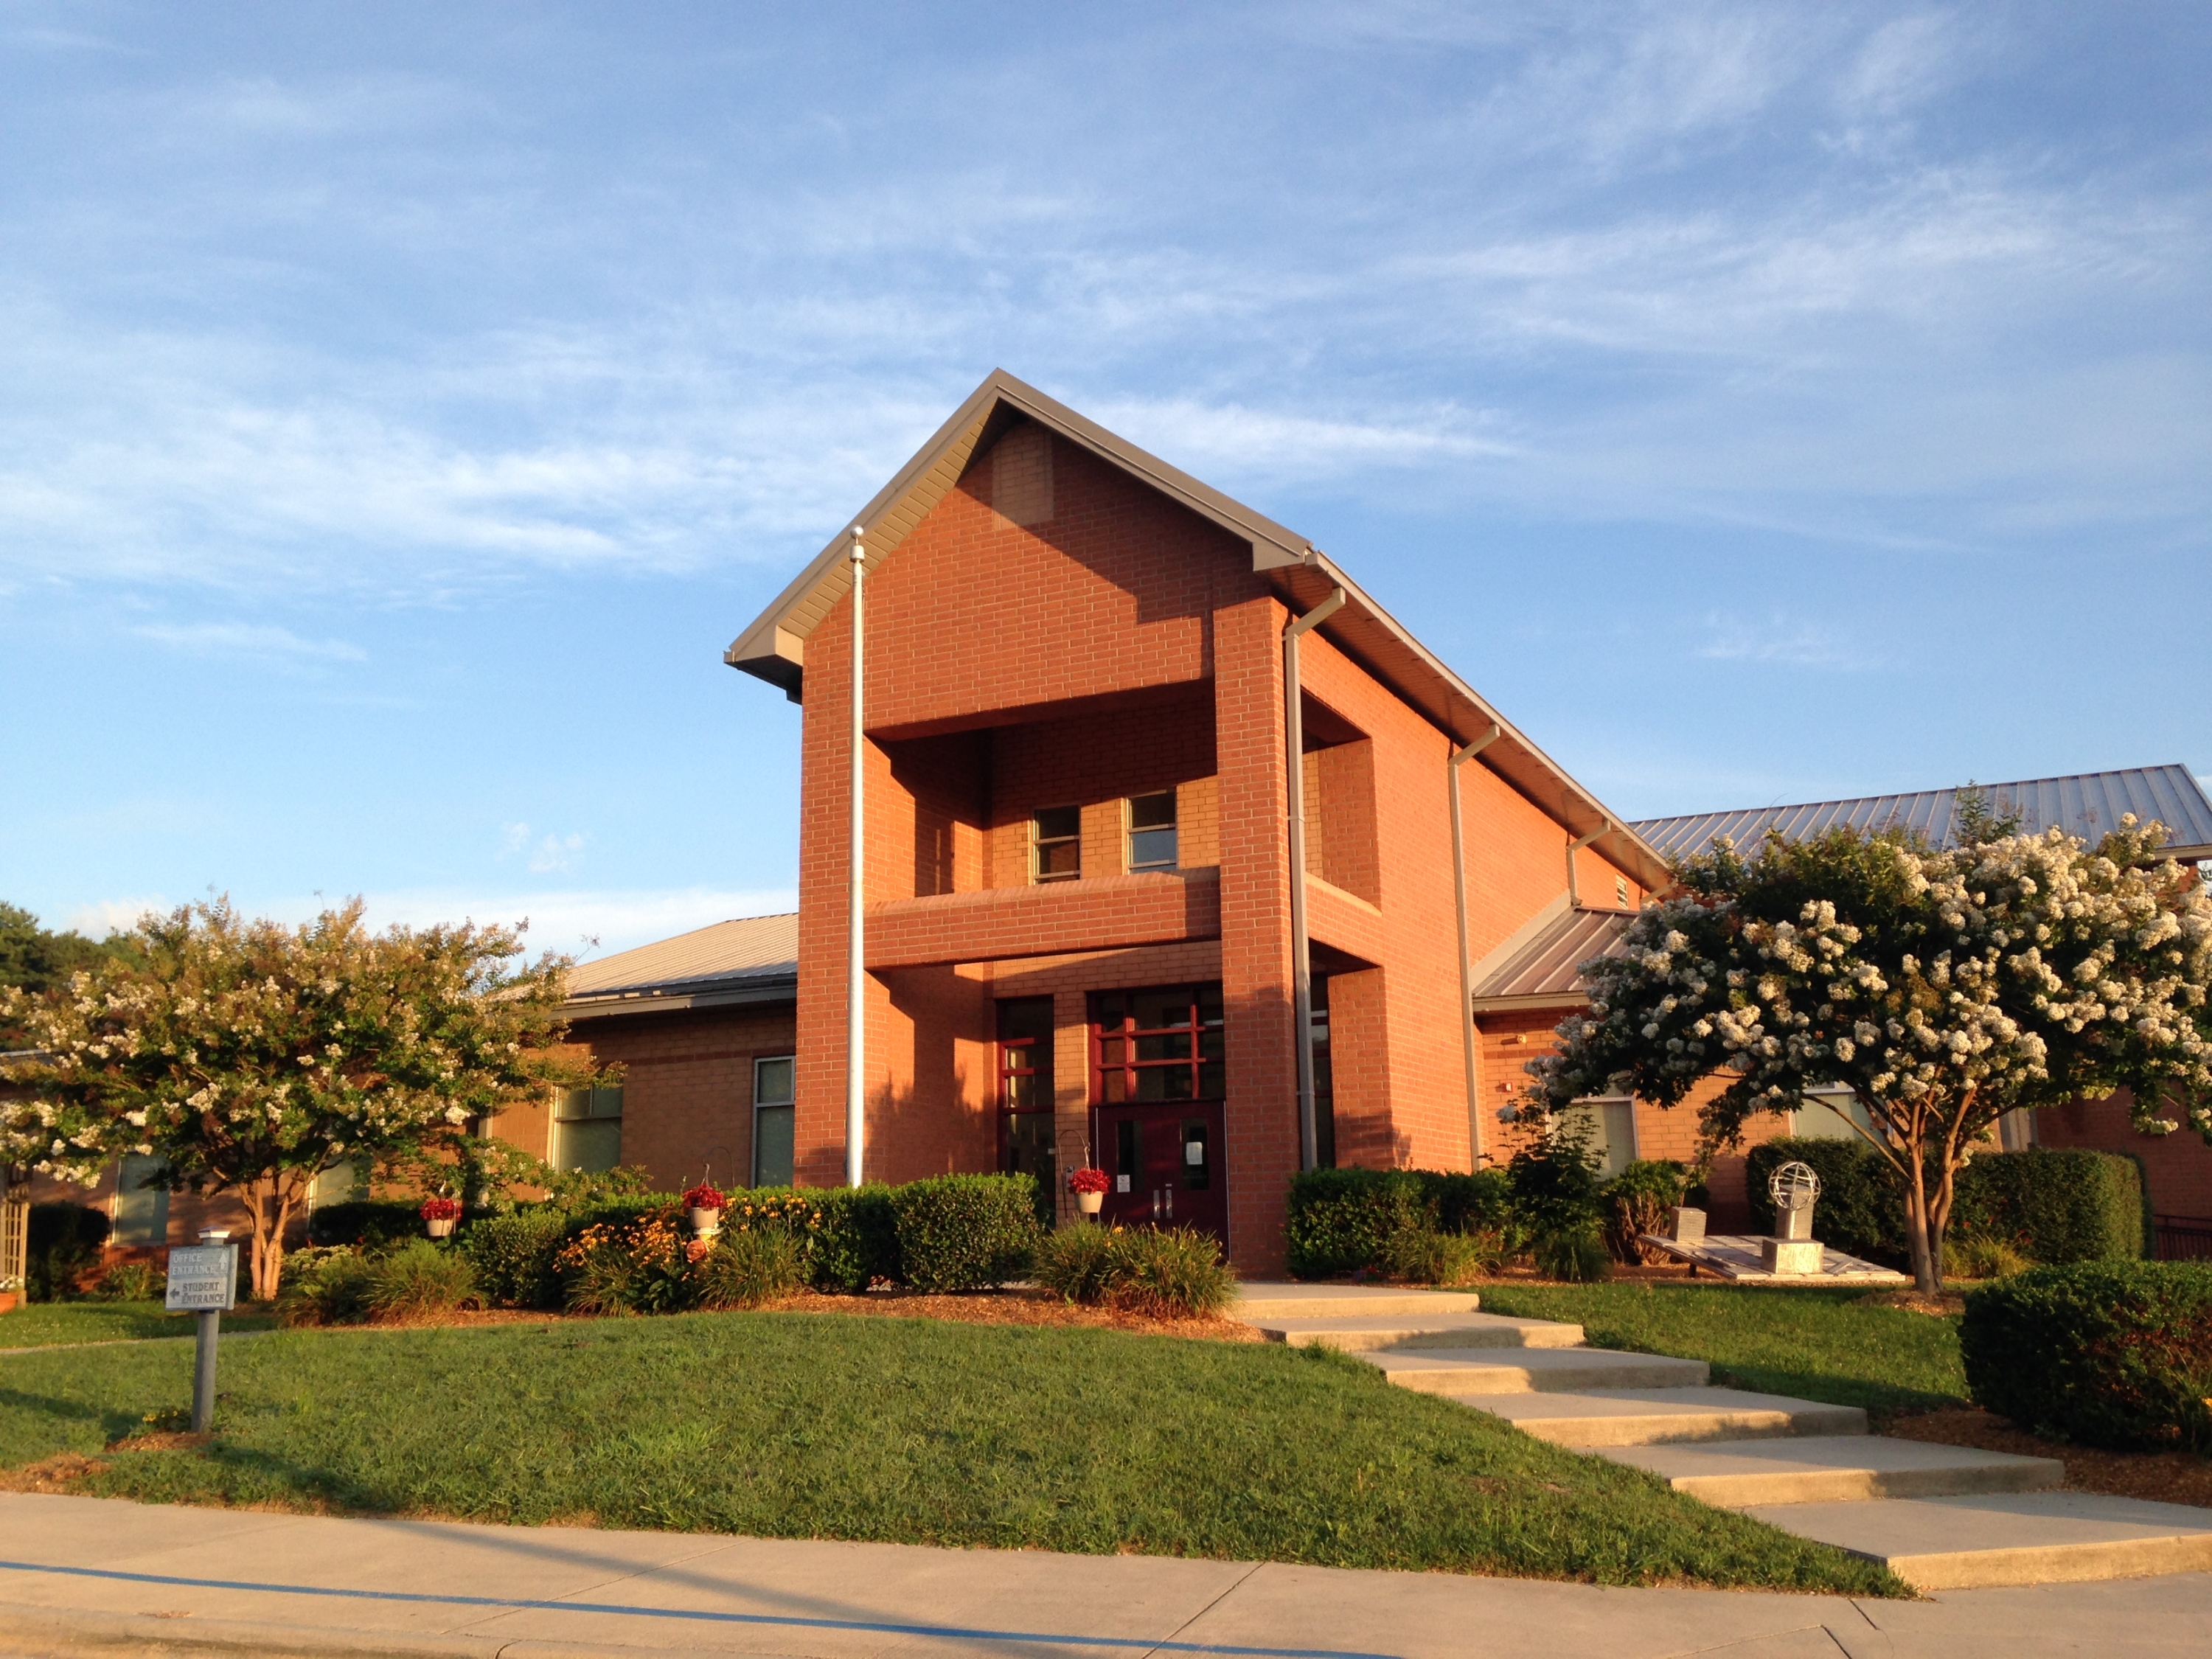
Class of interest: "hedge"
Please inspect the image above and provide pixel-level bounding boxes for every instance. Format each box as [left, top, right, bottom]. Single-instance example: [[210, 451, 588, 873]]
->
[[1961, 1262, 2212, 1453], [26, 1203, 110, 1301], [889, 1174, 1044, 1292], [1284, 1166, 1514, 1279], [1952, 1149, 2142, 1263], [307, 1199, 434, 1251]]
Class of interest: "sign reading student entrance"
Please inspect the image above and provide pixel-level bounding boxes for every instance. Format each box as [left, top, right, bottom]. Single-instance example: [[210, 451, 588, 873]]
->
[[164, 1243, 237, 1312]]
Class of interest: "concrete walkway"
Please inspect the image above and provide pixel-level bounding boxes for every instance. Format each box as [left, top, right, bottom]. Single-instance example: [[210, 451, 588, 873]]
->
[[2, 1492, 2211, 1658], [1232, 1281, 2212, 1590]]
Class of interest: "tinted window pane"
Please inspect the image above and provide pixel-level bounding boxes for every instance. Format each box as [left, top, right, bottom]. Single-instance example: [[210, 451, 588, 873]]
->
[[1128, 828, 1178, 869], [559, 1118, 622, 1175], [1199, 1061, 1225, 1099], [1038, 840, 1081, 879], [1130, 791, 1176, 829], [998, 997, 1054, 1043], [753, 1105, 795, 1186], [1034, 805, 1080, 840], [755, 1056, 796, 1106], [1135, 1032, 1192, 1062], [1131, 989, 1188, 1029]]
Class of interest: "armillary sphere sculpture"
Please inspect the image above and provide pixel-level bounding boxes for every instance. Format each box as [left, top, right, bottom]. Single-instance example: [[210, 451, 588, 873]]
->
[[1769, 1160, 1822, 1214]]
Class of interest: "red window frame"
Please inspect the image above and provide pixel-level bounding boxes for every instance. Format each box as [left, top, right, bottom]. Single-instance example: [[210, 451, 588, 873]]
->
[[997, 998, 1054, 1113], [1088, 984, 1225, 1104]]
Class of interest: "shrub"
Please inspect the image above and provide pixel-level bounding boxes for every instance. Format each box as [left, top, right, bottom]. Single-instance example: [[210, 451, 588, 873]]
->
[[891, 1174, 1041, 1292], [801, 1185, 902, 1293], [1110, 1225, 1236, 1318], [1949, 1235, 2030, 1281], [1425, 1169, 1515, 1237], [694, 1226, 805, 1310], [1961, 1262, 2212, 1453], [87, 1259, 165, 1302], [461, 1208, 570, 1310], [26, 1203, 109, 1301], [366, 1240, 481, 1321], [1382, 1228, 1492, 1287], [1507, 1135, 1603, 1239], [557, 1210, 693, 1315], [307, 1200, 428, 1251], [1284, 1168, 1429, 1279], [1745, 1138, 1910, 1265], [276, 1248, 375, 1327], [1952, 1149, 2143, 1264], [1533, 1225, 1610, 1284], [1035, 1223, 1126, 1304], [1602, 1160, 1687, 1264]]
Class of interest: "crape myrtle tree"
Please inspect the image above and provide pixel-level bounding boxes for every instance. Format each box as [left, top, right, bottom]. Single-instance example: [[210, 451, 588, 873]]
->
[[0, 897, 597, 1299], [1524, 813, 2212, 1292]]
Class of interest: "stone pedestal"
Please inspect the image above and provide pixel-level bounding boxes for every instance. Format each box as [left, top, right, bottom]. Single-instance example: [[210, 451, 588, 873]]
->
[[1669, 1207, 1706, 1242], [1761, 1237, 1824, 1275]]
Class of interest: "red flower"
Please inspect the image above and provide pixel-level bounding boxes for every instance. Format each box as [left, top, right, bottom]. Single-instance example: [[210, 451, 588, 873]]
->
[[1068, 1167, 1110, 1195], [683, 1183, 728, 1210], [419, 1197, 462, 1221]]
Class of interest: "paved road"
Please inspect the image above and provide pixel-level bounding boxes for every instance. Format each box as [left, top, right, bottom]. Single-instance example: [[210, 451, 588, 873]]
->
[[0, 1492, 2207, 1658]]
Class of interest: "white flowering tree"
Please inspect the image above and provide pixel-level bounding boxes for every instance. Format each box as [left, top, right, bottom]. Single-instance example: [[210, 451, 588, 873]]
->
[[0, 898, 591, 1299], [1527, 818, 2212, 1292]]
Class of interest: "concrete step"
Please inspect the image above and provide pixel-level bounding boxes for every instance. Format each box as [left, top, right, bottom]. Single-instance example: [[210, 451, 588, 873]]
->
[[1232, 1284, 1483, 1320], [1364, 1346, 1708, 1395], [1742, 1491, 2212, 1590], [1602, 1434, 2064, 1505], [1452, 1386, 1868, 1448], [1248, 1312, 1585, 1352]]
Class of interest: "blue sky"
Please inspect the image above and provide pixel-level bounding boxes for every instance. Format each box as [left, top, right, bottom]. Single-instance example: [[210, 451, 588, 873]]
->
[[2, 1, 2206, 958]]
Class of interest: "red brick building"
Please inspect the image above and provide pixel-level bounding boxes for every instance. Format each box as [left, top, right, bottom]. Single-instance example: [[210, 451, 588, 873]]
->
[[719, 370, 1669, 1271]]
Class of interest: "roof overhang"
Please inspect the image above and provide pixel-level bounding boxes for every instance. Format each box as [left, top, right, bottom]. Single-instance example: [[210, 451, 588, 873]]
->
[[563, 973, 797, 1023], [725, 368, 1671, 893]]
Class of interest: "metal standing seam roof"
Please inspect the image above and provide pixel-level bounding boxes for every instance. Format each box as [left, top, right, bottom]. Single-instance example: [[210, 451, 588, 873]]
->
[[1633, 765, 2212, 867], [562, 914, 798, 1018], [1468, 904, 1640, 1012], [723, 368, 1670, 895]]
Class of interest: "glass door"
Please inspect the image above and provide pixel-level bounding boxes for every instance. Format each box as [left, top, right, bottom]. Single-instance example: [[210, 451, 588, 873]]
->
[[1088, 984, 1227, 1241]]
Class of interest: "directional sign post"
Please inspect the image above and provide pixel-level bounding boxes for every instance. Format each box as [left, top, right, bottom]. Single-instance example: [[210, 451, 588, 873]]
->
[[165, 1230, 238, 1433]]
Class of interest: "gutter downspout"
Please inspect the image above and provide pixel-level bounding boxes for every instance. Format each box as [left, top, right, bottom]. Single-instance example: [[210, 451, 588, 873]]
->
[[1449, 723, 1501, 1168], [1565, 819, 1610, 908], [1284, 586, 1346, 1172], [846, 528, 867, 1189]]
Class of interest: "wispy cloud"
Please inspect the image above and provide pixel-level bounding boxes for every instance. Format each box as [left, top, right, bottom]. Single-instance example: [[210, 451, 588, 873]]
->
[[1697, 613, 1874, 670], [66, 896, 170, 936], [131, 621, 367, 662], [501, 823, 588, 876]]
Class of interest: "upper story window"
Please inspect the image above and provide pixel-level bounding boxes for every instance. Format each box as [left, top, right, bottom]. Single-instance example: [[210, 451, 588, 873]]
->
[[1127, 790, 1178, 872], [1091, 984, 1224, 1102], [1032, 805, 1080, 883]]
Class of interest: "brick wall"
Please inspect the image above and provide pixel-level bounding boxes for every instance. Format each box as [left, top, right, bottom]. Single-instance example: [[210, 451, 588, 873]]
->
[[2036, 1088, 2212, 1222]]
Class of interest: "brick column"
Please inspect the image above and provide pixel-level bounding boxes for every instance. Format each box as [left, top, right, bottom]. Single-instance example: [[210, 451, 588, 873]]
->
[[1213, 592, 1298, 1273]]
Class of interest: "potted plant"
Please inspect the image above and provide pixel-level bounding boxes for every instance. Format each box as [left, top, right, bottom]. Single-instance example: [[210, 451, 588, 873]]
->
[[420, 1196, 462, 1239], [0, 1273, 21, 1314], [684, 1181, 728, 1237], [1068, 1166, 1110, 1217]]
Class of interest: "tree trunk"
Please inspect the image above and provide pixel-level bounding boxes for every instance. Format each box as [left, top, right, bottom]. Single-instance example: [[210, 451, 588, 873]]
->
[[1903, 1141, 1939, 1293]]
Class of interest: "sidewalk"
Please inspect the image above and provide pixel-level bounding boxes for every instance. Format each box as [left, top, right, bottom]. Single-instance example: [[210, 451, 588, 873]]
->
[[0, 1493, 2206, 1658]]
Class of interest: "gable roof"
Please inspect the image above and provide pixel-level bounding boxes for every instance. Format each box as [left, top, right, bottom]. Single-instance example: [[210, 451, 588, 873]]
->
[[1635, 765, 2212, 867], [724, 368, 1669, 893], [563, 913, 797, 1021]]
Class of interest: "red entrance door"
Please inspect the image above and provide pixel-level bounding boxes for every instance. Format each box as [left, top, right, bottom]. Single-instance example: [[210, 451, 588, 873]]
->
[[1088, 985, 1228, 1242], [1094, 1102, 1226, 1237]]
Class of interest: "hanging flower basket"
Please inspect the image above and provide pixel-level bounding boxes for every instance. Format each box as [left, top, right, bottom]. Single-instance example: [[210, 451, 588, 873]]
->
[[420, 1197, 462, 1239], [684, 1183, 728, 1235], [1068, 1166, 1110, 1216]]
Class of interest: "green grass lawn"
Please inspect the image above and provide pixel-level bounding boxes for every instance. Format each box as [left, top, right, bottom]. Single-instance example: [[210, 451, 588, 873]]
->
[[0, 1301, 279, 1350], [1472, 1282, 1966, 1419], [0, 1310, 1901, 1595]]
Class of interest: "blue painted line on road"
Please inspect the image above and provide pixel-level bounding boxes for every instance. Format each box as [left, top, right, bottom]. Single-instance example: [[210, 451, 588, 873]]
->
[[0, 1558, 1400, 1659]]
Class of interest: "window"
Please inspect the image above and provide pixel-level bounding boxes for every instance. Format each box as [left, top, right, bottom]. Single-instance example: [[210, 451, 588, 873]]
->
[[1794, 1087, 1874, 1143], [1564, 1096, 1637, 1180], [753, 1055, 796, 1186], [997, 998, 1057, 1222], [312, 1162, 357, 1209], [112, 1153, 169, 1247], [1310, 975, 1335, 1169], [553, 1085, 625, 1174], [1127, 790, 1178, 872], [1032, 805, 1081, 883], [1091, 984, 1225, 1103]]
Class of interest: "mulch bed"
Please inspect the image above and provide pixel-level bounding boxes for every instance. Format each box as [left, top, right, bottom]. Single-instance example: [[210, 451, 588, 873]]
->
[[1886, 1408, 2212, 1509]]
